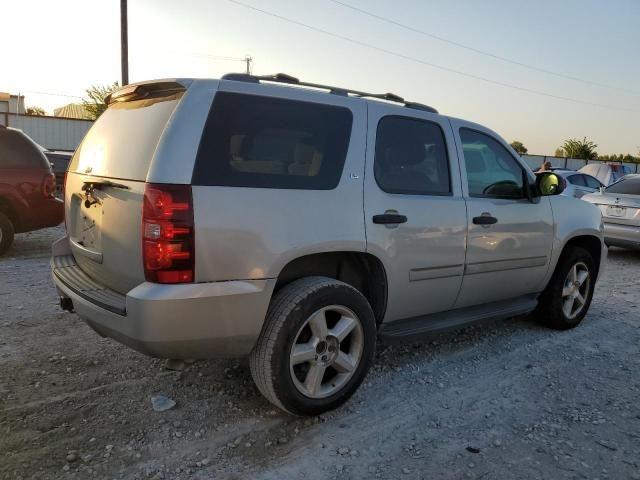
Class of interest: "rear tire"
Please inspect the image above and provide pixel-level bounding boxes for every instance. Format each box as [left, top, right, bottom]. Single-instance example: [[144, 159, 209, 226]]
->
[[250, 276, 376, 416], [0, 212, 15, 256], [534, 247, 596, 330]]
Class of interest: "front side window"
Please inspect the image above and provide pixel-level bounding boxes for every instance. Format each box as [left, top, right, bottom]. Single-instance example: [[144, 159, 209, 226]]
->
[[193, 93, 353, 189], [584, 175, 602, 189], [460, 128, 525, 198], [374, 116, 451, 195]]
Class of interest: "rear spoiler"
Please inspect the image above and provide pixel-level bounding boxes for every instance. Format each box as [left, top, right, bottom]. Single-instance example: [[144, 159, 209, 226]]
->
[[104, 81, 187, 105]]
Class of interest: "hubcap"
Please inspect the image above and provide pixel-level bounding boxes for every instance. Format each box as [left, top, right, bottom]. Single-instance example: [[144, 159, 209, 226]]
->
[[289, 305, 364, 399], [561, 262, 590, 319]]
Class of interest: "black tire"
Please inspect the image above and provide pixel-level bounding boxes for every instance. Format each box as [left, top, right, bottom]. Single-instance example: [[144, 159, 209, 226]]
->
[[534, 247, 596, 330], [0, 212, 15, 256], [250, 276, 376, 416]]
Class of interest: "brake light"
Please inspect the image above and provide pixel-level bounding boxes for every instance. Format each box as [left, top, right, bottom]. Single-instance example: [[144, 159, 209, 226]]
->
[[42, 173, 56, 197], [142, 184, 194, 284]]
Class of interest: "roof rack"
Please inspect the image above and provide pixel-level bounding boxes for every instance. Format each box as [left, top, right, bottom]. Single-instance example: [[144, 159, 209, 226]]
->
[[221, 73, 438, 114]]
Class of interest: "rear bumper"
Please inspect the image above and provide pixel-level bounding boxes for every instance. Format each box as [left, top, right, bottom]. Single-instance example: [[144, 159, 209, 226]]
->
[[604, 222, 640, 250], [51, 237, 275, 359]]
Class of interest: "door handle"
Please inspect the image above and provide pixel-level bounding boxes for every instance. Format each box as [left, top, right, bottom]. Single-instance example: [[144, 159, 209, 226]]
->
[[472, 213, 498, 225], [373, 213, 408, 225]]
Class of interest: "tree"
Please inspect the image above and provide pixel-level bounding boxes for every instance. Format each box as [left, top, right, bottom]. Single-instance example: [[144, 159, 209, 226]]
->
[[557, 137, 598, 160], [510, 141, 527, 155], [599, 153, 640, 163], [554, 148, 565, 157], [25, 106, 45, 116], [82, 82, 119, 120]]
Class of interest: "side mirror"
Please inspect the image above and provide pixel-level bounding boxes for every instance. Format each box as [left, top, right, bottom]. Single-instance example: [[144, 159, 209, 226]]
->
[[536, 172, 565, 196], [599, 186, 605, 193]]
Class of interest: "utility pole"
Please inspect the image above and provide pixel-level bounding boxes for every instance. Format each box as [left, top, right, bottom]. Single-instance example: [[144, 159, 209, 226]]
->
[[120, 0, 129, 86], [244, 55, 252, 75]]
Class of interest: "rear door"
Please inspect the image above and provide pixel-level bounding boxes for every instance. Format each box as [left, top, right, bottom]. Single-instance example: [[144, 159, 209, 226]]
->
[[451, 121, 554, 308], [364, 106, 467, 322], [64, 83, 187, 294]]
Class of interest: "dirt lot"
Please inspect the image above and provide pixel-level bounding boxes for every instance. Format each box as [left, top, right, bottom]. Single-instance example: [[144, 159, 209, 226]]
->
[[1, 225, 640, 480]]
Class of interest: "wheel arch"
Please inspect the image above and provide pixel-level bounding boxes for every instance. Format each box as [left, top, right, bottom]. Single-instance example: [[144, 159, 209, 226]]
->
[[274, 251, 388, 325], [556, 234, 603, 281]]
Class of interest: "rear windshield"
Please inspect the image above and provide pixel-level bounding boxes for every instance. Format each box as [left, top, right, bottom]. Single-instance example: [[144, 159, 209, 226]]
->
[[192, 92, 353, 189], [69, 93, 183, 181], [0, 128, 49, 169], [606, 177, 640, 195]]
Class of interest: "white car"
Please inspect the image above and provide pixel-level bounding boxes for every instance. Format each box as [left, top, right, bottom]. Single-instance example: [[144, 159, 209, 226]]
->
[[552, 169, 604, 199]]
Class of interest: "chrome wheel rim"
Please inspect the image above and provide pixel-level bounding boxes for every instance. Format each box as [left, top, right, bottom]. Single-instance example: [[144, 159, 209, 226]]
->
[[289, 305, 364, 399], [561, 262, 590, 319]]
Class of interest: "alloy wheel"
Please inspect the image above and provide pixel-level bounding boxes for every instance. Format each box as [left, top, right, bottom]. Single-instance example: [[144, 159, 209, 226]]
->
[[289, 305, 364, 399]]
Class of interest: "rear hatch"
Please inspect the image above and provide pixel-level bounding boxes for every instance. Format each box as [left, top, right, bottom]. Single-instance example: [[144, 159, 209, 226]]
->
[[64, 82, 186, 294]]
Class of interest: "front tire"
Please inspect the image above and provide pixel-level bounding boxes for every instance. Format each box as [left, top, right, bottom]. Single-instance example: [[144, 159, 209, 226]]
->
[[250, 276, 376, 416], [0, 212, 15, 256], [535, 247, 596, 330]]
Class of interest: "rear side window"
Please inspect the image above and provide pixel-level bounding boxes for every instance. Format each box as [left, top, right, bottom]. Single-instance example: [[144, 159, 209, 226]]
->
[[374, 116, 451, 195], [0, 128, 48, 169], [568, 174, 586, 186], [193, 92, 353, 189], [69, 93, 183, 180]]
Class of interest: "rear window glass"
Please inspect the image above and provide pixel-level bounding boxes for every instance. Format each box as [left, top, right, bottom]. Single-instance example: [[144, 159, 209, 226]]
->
[[192, 92, 353, 189], [69, 93, 183, 180], [0, 128, 49, 169], [606, 177, 640, 195]]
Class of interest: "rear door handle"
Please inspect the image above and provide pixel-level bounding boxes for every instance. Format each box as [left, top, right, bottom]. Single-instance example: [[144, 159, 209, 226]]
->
[[472, 214, 498, 225], [373, 214, 408, 225]]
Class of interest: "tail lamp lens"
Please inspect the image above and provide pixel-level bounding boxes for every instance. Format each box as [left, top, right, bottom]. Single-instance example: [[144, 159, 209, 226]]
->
[[42, 173, 56, 197], [142, 184, 194, 284]]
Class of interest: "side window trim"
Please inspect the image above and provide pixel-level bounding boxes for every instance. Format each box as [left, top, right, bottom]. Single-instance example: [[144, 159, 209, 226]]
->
[[374, 114, 453, 197], [459, 127, 529, 200]]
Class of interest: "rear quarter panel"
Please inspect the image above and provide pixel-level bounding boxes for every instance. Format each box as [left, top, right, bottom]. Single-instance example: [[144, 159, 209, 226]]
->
[[191, 82, 368, 282]]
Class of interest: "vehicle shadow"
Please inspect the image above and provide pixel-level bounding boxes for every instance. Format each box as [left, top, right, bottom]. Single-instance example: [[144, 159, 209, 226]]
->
[[1, 225, 63, 261]]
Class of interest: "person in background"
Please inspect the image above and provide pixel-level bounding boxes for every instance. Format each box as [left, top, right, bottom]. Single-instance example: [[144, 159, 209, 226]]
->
[[537, 160, 552, 172]]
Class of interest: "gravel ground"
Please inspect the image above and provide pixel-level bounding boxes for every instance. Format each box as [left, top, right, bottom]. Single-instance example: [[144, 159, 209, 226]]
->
[[1, 225, 640, 480]]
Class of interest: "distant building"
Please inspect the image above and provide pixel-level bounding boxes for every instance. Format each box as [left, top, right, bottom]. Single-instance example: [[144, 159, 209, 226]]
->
[[0, 92, 26, 114], [0, 91, 92, 151], [54, 103, 92, 120]]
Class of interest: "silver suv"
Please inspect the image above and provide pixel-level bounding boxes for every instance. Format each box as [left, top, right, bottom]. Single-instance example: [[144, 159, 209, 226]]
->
[[52, 74, 606, 415]]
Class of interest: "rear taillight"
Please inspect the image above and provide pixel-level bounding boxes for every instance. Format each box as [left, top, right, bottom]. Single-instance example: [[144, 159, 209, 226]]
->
[[142, 184, 194, 284], [42, 173, 56, 197]]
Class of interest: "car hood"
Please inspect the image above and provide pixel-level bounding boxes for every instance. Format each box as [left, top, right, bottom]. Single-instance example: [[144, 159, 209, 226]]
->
[[582, 192, 640, 209]]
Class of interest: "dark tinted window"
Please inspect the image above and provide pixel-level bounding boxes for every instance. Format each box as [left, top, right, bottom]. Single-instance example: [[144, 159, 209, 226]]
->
[[193, 93, 353, 189], [0, 128, 48, 169], [568, 174, 586, 186], [460, 129, 524, 198], [583, 175, 602, 189], [606, 177, 640, 195], [374, 116, 450, 195]]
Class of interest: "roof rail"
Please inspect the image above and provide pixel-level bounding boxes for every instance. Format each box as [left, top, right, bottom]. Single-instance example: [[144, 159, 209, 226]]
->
[[221, 73, 438, 114]]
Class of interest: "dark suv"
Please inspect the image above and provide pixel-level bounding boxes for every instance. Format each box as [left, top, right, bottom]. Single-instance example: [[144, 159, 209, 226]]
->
[[0, 126, 64, 254]]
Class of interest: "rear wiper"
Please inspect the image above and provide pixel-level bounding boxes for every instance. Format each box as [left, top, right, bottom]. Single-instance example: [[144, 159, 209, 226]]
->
[[82, 179, 130, 191]]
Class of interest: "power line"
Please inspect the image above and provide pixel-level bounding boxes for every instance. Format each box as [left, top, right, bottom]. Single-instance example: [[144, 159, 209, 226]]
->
[[225, 0, 639, 113], [328, 0, 639, 97]]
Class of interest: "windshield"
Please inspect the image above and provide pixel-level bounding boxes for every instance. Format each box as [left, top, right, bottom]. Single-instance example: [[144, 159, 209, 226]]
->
[[606, 176, 640, 195]]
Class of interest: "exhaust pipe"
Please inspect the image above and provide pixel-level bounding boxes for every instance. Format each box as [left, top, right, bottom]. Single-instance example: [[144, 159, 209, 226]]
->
[[60, 296, 74, 312]]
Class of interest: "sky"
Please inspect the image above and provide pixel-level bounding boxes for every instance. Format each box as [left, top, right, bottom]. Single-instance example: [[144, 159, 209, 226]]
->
[[3, 0, 639, 155]]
